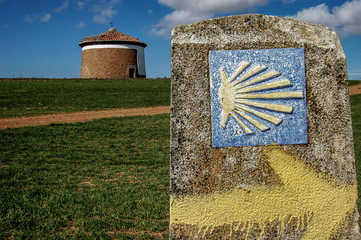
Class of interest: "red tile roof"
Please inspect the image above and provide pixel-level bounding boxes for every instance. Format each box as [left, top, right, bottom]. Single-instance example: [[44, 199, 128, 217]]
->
[[79, 28, 147, 47]]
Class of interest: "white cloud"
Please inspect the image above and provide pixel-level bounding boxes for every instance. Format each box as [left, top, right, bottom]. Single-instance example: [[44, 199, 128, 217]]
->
[[92, 0, 120, 24], [158, 0, 268, 14], [348, 72, 361, 80], [40, 13, 52, 22], [333, 0, 361, 36], [53, 0, 69, 13], [152, 0, 269, 38], [151, 10, 212, 37], [77, 1, 85, 10], [24, 14, 34, 22], [93, 7, 116, 23], [75, 20, 86, 28], [287, 0, 361, 37], [286, 4, 339, 28], [23, 0, 68, 23], [24, 13, 52, 23]]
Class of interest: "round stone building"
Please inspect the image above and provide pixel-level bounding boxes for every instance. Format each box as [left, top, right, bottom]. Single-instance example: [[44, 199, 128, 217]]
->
[[79, 28, 147, 79]]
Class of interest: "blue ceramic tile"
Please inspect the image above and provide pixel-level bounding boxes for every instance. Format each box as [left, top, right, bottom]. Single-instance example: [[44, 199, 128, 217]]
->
[[209, 48, 308, 147]]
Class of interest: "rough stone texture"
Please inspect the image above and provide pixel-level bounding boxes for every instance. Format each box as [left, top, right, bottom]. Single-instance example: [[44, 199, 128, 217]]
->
[[170, 14, 360, 239]]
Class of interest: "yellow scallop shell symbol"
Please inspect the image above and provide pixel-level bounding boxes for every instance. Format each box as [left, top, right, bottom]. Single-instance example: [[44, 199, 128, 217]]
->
[[219, 61, 304, 135]]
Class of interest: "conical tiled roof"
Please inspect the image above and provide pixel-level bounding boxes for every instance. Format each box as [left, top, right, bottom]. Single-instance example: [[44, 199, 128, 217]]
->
[[79, 28, 147, 47]]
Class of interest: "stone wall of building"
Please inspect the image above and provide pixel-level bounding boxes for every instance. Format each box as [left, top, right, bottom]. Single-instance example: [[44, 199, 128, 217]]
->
[[80, 48, 138, 79]]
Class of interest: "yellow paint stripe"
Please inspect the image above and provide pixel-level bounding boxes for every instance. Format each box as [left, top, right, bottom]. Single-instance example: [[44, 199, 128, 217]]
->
[[236, 100, 293, 113], [234, 109, 269, 131], [170, 148, 358, 240], [237, 79, 293, 93], [230, 112, 253, 134], [228, 61, 251, 82], [238, 64, 268, 83], [219, 68, 229, 84], [240, 91, 304, 99], [233, 69, 281, 88], [235, 104, 283, 125]]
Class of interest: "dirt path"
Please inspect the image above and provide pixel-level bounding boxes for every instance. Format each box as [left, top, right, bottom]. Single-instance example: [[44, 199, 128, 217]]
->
[[1, 84, 360, 130], [349, 83, 361, 96], [0, 106, 170, 130]]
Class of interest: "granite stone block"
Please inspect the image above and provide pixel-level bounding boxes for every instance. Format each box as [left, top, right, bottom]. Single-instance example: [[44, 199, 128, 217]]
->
[[170, 14, 359, 240]]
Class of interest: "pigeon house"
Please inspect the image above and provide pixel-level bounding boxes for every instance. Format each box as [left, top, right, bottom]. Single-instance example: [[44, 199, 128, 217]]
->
[[79, 28, 147, 79]]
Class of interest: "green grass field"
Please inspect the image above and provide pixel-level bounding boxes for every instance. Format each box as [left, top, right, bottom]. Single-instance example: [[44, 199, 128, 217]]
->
[[351, 89, 361, 209], [1, 115, 170, 239], [349, 80, 361, 86], [0, 79, 360, 239], [0, 79, 170, 118]]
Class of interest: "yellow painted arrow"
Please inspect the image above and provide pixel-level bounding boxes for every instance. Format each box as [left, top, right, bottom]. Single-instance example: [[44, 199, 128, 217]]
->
[[170, 147, 358, 239]]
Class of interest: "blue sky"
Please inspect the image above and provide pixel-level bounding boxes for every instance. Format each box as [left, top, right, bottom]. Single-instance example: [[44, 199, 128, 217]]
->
[[1, 0, 361, 79]]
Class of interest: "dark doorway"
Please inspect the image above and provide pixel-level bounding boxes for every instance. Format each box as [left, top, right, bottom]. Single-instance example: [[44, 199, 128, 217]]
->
[[129, 68, 135, 78]]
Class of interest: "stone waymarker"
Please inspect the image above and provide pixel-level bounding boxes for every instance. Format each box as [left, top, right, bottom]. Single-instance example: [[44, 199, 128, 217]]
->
[[170, 15, 360, 239]]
